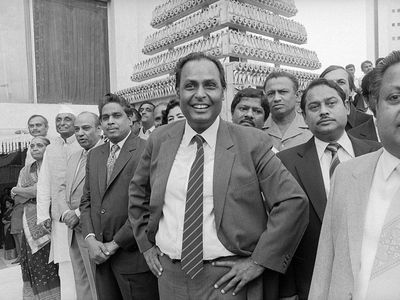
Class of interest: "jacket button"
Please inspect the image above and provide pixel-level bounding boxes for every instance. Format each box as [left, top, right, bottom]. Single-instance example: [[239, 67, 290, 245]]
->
[[100, 209, 106, 214]]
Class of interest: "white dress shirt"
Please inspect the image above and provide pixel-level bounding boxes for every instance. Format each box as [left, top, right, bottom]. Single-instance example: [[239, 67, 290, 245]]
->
[[356, 149, 400, 300], [314, 132, 355, 197], [156, 117, 234, 260]]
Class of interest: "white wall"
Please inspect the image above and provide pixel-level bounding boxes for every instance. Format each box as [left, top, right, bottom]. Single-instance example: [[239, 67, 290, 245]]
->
[[0, 103, 98, 136]]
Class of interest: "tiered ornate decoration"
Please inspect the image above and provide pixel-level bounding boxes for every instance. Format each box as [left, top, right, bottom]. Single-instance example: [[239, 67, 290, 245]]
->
[[117, 0, 320, 118]]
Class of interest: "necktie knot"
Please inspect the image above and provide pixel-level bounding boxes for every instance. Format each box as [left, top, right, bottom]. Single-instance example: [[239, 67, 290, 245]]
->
[[326, 142, 340, 155], [193, 135, 204, 148], [111, 144, 119, 155]]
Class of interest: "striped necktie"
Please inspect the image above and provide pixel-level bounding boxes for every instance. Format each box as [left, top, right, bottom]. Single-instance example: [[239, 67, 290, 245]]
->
[[326, 142, 340, 177], [107, 144, 119, 184], [181, 134, 204, 279]]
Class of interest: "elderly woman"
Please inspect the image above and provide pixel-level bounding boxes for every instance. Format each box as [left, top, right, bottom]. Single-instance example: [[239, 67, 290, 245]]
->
[[12, 136, 60, 299]]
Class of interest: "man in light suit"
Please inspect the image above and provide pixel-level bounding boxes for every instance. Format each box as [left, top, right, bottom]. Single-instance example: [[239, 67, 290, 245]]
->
[[80, 94, 158, 300], [64, 112, 102, 300], [129, 52, 308, 300], [277, 79, 381, 299], [309, 51, 400, 299]]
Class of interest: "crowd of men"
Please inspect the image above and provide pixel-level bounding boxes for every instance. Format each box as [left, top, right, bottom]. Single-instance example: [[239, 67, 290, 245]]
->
[[19, 49, 399, 300]]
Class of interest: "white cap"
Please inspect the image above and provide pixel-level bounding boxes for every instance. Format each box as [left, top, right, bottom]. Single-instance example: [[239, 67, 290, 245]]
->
[[57, 104, 75, 116]]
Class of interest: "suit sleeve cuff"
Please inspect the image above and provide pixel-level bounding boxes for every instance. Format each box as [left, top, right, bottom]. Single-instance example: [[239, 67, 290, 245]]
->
[[85, 233, 95, 240]]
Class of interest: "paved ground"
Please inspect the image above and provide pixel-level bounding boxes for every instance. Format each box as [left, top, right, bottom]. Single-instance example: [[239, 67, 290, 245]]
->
[[0, 248, 22, 299]]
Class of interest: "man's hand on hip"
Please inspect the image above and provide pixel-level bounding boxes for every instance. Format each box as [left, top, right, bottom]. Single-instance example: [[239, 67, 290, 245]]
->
[[85, 236, 109, 264], [213, 257, 265, 296], [143, 245, 164, 277]]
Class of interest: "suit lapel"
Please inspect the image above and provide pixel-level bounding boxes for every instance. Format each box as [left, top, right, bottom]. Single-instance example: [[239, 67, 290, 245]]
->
[[71, 152, 86, 195], [350, 134, 377, 157], [155, 124, 185, 208], [106, 134, 136, 190], [66, 150, 82, 205], [213, 121, 235, 230], [348, 149, 383, 278], [295, 138, 327, 221], [98, 144, 109, 199]]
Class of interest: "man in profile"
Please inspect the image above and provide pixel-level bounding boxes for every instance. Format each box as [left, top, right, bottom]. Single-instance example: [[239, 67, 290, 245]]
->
[[138, 101, 155, 140], [263, 71, 312, 151], [129, 52, 308, 300], [231, 87, 269, 130], [153, 102, 167, 128]]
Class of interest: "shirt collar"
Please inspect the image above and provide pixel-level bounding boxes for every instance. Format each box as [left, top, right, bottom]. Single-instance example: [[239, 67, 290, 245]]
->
[[314, 132, 354, 160], [142, 125, 155, 134], [110, 132, 130, 151], [57, 134, 76, 145], [381, 148, 400, 181], [87, 138, 102, 154], [182, 117, 220, 149]]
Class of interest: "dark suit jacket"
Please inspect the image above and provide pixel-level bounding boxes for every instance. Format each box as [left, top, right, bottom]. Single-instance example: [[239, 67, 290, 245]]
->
[[277, 135, 381, 300], [80, 133, 148, 274], [129, 119, 309, 298], [348, 117, 379, 142], [346, 101, 372, 131]]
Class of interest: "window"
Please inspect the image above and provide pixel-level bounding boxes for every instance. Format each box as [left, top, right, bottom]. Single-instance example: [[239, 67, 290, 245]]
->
[[393, 23, 396, 26], [398, 36, 400, 40], [33, 0, 109, 104], [394, 37, 396, 40]]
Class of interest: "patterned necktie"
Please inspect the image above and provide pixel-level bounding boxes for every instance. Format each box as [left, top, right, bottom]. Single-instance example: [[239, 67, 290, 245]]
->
[[181, 135, 204, 279], [326, 142, 341, 177], [107, 144, 119, 184]]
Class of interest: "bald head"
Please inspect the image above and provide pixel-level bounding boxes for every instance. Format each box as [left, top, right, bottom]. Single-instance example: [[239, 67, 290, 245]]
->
[[74, 112, 102, 150]]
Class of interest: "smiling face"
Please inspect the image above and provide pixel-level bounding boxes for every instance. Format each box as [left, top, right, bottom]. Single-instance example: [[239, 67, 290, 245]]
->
[[264, 77, 298, 120], [55, 113, 75, 139], [177, 58, 224, 133], [303, 84, 349, 142], [232, 97, 265, 129], [376, 62, 400, 158], [100, 102, 132, 143]]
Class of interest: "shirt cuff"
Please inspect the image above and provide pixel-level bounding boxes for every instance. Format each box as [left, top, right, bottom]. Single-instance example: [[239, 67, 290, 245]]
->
[[85, 233, 95, 240], [61, 210, 69, 222], [75, 208, 80, 218]]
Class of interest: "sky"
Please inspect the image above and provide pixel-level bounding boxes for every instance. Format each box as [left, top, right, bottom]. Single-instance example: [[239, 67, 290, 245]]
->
[[135, 0, 370, 78]]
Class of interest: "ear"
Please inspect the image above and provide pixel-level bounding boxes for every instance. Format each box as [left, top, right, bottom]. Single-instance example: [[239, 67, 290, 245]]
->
[[344, 99, 350, 115]]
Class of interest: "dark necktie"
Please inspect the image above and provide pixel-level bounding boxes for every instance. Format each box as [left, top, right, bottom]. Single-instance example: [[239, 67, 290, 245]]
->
[[107, 144, 119, 184], [326, 142, 340, 177], [181, 135, 204, 279]]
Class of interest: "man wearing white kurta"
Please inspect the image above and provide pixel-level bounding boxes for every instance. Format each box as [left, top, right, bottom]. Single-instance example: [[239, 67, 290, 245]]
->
[[37, 106, 81, 300]]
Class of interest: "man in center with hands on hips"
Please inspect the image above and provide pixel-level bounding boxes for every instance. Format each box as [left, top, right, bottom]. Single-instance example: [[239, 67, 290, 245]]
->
[[129, 52, 309, 300]]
